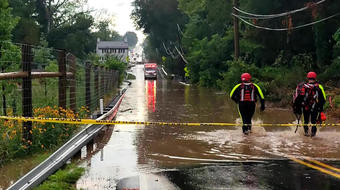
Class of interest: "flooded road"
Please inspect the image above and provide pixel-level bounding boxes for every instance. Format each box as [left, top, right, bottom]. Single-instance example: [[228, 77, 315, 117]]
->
[[77, 65, 340, 189]]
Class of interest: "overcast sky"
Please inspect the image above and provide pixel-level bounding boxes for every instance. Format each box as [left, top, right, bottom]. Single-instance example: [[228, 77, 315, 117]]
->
[[87, 0, 145, 45]]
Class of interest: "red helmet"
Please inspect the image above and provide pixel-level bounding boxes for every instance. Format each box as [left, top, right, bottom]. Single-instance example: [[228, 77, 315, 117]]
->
[[307, 72, 317, 79], [241, 73, 251, 82]]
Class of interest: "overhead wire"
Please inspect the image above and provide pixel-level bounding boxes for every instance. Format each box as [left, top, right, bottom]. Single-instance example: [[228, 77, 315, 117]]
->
[[175, 46, 189, 64], [232, 12, 340, 31], [233, 0, 326, 19]]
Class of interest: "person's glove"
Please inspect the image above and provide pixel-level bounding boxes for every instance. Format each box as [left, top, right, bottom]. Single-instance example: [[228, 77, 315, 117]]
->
[[260, 104, 265, 112]]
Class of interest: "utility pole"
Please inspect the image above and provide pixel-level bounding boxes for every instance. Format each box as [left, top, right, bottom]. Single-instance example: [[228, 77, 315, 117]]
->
[[233, 0, 240, 60]]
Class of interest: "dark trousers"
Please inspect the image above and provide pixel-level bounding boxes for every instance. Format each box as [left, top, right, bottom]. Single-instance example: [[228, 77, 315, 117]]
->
[[238, 102, 256, 133], [303, 108, 319, 135]]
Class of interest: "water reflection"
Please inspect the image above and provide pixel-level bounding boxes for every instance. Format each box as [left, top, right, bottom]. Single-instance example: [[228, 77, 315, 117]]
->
[[77, 65, 340, 189], [146, 80, 156, 112]]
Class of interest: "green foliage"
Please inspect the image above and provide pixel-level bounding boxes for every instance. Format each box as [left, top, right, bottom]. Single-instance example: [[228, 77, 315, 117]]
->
[[35, 164, 85, 190], [333, 28, 340, 58], [0, 42, 21, 108], [333, 95, 340, 108], [186, 32, 233, 86], [0, 41, 21, 70], [104, 56, 127, 83], [124, 31, 138, 48], [34, 38, 56, 69], [217, 59, 260, 91], [132, 0, 186, 69], [0, 0, 19, 41], [87, 53, 101, 66], [47, 13, 96, 58], [290, 53, 314, 71], [319, 58, 340, 83], [9, 0, 39, 44], [93, 20, 123, 41], [0, 106, 88, 164], [314, 20, 333, 68], [334, 28, 340, 47]]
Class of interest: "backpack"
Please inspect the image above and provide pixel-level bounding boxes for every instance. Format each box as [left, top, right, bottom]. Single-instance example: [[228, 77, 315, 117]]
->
[[292, 82, 304, 114], [302, 83, 319, 111], [293, 82, 319, 112], [240, 83, 255, 102]]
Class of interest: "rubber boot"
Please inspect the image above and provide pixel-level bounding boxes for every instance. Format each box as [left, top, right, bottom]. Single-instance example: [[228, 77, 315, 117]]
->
[[311, 126, 317, 137], [304, 126, 309, 136], [242, 125, 249, 135]]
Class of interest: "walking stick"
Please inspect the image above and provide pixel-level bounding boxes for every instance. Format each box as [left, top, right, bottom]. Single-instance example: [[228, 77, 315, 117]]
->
[[294, 114, 301, 133]]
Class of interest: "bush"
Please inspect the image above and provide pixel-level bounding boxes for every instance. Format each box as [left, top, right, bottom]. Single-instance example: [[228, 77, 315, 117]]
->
[[0, 107, 88, 165], [319, 58, 340, 85], [217, 59, 260, 91], [217, 58, 307, 104], [104, 56, 127, 83]]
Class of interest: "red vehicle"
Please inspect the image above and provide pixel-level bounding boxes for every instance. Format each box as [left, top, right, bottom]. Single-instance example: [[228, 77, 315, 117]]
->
[[144, 63, 158, 80]]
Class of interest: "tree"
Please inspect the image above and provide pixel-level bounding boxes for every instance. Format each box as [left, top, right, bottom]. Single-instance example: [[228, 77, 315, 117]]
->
[[0, 0, 20, 115], [132, 0, 187, 62], [0, 0, 18, 41], [124, 31, 138, 48], [9, 0, 40, 44], [47, 13, 96, 58], [35, 0, 89, 33], [93, 20, 122, 41]]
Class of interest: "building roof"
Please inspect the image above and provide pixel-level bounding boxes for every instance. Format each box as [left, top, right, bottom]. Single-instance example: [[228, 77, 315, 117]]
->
[[97, 41, 129, 49]]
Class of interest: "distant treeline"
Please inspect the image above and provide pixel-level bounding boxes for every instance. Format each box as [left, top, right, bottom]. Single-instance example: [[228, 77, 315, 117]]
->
[[132, 0, 340, 102]]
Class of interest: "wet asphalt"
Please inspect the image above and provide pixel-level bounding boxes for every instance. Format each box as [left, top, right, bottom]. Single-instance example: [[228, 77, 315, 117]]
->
[[76, 65, 340, 190]]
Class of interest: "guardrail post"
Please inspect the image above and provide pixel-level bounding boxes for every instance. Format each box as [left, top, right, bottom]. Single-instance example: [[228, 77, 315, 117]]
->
[[86, 139, 94, 156], [58, 50, 67, 109], [69, 55, 76, 113], [22, 44, 33, 145], [85, 62, 91, 110]]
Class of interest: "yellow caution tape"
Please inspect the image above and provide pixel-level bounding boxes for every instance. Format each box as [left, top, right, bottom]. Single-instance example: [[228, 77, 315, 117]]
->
[[0, 116, 340, 127]]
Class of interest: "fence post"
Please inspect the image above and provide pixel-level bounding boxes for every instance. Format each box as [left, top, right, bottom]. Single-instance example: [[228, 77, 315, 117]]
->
[[94, 66, 99, 107], [108, 69, 111, 91], [0, 45, 6, 116], [115, 70, 119, 87], [110, 70, 115, 90], [22, 44, 33, 144], [105, 68, 108, 93], [58, 50, 67, 109], [69, 55, 76, 113], [100, 66, 105, 99], [85, 62, 91, 111]]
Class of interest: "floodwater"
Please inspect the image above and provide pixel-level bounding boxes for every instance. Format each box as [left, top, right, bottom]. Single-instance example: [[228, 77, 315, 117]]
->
[[76, 64, 340, 189], [2, 63, 338, 189]]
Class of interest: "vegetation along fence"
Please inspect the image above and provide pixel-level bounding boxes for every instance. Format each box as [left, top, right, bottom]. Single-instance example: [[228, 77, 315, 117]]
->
[[0, 42, 119, 164]]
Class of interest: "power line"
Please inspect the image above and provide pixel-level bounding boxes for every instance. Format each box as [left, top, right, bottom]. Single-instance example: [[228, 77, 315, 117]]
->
[[175, 46, 189, 64], [232, 12, 340, 31], [233, 0, 326, 19], [162, 42, 177, 58]]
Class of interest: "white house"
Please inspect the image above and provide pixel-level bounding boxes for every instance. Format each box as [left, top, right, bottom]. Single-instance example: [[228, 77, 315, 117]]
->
[[96, 38, 129, 62]]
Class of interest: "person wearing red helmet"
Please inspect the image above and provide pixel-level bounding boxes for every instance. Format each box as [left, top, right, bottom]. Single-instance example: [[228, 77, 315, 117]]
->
[[292, 71, 326, 137], [230, 73, 265, 134]]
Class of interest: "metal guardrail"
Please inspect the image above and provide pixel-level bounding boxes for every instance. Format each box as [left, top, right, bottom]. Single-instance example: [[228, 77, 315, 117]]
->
[[8, 85, 130, 190]]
